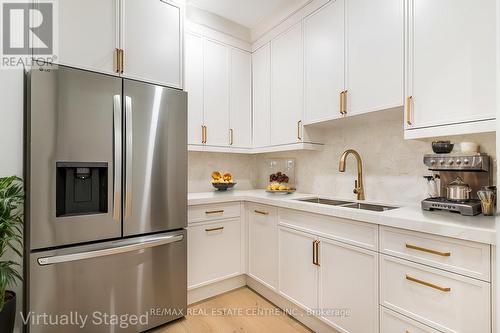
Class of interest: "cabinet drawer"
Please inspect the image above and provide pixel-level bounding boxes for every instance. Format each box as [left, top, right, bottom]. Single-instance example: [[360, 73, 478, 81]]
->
[[278, 208, 378, 251], [380, 255, 490, 333], [187, 218, 241, 289], [188, 202, 241, 223], [380, 307, 441, 333], [380, 226, 490, 281]]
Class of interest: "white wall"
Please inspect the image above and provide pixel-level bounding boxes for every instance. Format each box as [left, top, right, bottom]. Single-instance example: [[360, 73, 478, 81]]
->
[[0, 68, 24, 332], [0, 69, 23, 177]]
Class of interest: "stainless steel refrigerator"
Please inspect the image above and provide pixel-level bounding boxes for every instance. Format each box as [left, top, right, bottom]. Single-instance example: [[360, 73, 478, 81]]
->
[[25, 65, 187, 333]]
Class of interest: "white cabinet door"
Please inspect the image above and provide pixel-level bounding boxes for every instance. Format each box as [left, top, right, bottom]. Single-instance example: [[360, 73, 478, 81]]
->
[[271, 23, 303, 145], [345, 0, 403, 115], [188, 218, 241, 289], [121, 0, 183, 88], [304, 0, 344, 123], [279, 227, 318, 310], [230, 48, 252, 148], [406, 0, 496, 128], [319, 238, 379, 333], [252, 44, 271, 148], [203, 39, 230, 146], [185, 32, 204, 145], [51, 0, 118, 74], [248, 204, 278, 290]]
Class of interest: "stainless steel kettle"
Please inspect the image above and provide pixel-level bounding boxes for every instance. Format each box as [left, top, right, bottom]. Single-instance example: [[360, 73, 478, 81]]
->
[[445, 176, 472, 201]]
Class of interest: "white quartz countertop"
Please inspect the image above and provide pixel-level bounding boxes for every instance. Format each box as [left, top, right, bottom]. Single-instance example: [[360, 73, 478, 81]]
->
[[188, 190, 498, 245]]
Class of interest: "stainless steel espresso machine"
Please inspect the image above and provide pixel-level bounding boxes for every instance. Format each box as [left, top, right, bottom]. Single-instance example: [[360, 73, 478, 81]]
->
[[421, 153, 491, 216]]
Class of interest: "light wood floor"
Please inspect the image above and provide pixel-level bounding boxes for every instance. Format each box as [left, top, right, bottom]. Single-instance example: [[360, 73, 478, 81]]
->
[[151, 287, 313, 333]]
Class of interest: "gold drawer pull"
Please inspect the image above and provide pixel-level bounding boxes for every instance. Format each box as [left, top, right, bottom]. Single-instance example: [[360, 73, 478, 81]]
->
[[205, 226, 224, 232], [205, 210, 224, 214], [405, 243, 451, 257], [254, 210, 269, 215], [405, 274, 451, 292]]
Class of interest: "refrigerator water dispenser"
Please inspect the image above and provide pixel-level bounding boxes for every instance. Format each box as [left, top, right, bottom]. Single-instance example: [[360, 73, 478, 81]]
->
[[56, 162, 108, 217]]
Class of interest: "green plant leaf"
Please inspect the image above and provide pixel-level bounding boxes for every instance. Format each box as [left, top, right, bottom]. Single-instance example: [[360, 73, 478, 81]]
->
[[0, 176, 24, 305]]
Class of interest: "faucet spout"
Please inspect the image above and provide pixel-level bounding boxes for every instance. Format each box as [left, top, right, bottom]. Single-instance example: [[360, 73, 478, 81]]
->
[[338, 149, 365, 200]]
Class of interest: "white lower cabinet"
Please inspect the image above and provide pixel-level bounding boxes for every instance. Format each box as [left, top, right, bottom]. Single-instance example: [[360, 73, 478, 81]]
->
[[247, 204, 279, 290], [278, 227, 319, 310], [319, 238, 378, 333], [380, 254, 491, 333], [188, 218, 241, 289], [380, 307, 441, 333], [277, 219, 378, 333]]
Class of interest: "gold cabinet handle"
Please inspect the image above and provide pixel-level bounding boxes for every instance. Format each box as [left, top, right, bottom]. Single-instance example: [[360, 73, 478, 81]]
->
[[205, 226, 224, 232], [343, 90, 348, 115], [115, 48, 121, 73], [229, 128, 233, 145], [201, 125, 207, 143], [312, 240, 317, 265], [405, 243, 451, 257], [339, 91, 344, 115], [312, 240, 320, 266], [254, 210, 269, 215], [205, 210, 224, 214], [406, 96, 413, 125], [297, 120, 302, 140], [120, 49, 125, 74], [405, 274, 451, 292]]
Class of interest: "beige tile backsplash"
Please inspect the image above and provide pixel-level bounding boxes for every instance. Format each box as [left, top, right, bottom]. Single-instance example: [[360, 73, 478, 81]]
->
[[189, 109, 496, 205]]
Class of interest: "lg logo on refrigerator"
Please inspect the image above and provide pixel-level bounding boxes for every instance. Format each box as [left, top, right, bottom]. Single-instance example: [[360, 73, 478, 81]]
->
[[0, 0, 57, 67]]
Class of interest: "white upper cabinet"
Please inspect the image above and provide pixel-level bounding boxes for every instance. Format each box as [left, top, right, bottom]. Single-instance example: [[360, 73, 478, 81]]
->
[[121, 0, 183, 88], [230, 49, 252, 148], [204, 39, 230, 146], [185, 32, 204, 145], [252, 44, 272, 148], [271, 23, 304, 146], [185, 29, 253, 150], [49, 0, 183, 87], [405, 0, 496, 131], [345, 0, 403, 116], [304, 0, 345, 123], [304, 0, 403, 122], [54, 0, 118, 74]]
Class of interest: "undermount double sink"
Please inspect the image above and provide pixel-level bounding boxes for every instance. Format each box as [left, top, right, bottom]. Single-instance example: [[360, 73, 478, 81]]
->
[[296, 197, 397, 212]]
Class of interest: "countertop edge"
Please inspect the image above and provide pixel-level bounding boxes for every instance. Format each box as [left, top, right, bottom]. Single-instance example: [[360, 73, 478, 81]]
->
[[188, 191, 497, 245]]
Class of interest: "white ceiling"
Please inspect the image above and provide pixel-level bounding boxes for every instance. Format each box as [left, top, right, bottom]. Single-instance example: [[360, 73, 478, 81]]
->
[[187, 0, 308, 29]]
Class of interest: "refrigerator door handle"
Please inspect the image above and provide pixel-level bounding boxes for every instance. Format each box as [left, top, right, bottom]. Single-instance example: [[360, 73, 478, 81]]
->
[[125, 96, 133, 219], [37, 233, 184, 266], [113, 95, 122, 221]]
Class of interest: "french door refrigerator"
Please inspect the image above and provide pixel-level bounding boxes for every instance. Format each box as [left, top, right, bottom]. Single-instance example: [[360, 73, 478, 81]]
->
[[25, 65, 187, 333]]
